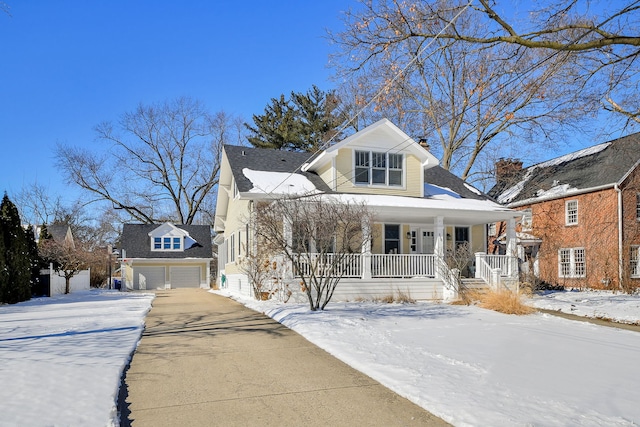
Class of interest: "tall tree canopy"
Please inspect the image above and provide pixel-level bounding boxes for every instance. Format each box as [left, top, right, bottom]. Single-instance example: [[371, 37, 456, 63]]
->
[[245, 85, 348, 152], [330, 0, 640, 184], [56, 97, 245, 225]]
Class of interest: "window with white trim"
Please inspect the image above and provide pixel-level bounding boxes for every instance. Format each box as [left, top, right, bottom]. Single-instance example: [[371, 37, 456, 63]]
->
[[565, 200, 578, 225], [151, 235, 182, 252], [521, 209, 532, 231], [558, 248, 585, 278], [488, 223, 497, 236], [631, 245, 640, 278], [354, 150, 403, 187]]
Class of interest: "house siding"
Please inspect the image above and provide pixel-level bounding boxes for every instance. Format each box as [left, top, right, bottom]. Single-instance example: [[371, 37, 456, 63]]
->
[[221, 197, 251, 275], [332, 148, 423, 197]]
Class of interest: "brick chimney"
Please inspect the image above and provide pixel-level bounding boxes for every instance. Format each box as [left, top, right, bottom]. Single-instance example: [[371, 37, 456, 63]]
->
[[495, 158, 523, 186]]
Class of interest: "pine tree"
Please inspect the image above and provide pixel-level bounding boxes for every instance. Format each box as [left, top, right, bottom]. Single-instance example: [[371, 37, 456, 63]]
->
[[245, 86, 347, 152], [245, 95, 304, 151], [0, 193, 31, 303], [291, 85, 348, 152], [24, 225, 41, 296]]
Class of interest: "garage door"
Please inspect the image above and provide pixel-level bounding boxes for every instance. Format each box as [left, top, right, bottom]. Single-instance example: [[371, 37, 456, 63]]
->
[[170, 266, 201, 288], [134, 267, 165, 290]]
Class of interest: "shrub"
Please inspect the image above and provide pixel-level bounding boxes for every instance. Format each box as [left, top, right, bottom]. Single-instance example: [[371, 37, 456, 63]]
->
[[478, 289, 535, 315]]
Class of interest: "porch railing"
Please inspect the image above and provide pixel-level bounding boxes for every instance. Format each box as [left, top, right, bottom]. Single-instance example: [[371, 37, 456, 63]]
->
[[475, 252, 518, 289], [295, 253, 362, 278], [371, 254, 436, 278]]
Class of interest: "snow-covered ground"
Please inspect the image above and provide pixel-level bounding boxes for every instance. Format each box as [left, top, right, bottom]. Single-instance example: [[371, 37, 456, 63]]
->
[[528, 289, 640, 325], [0, 290, 154, 427], [225, 289, 640, 427], [1, 288, 638, 426]]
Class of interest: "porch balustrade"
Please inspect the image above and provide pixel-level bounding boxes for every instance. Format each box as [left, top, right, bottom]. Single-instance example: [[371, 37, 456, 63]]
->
[[294, 253, 438, 279]]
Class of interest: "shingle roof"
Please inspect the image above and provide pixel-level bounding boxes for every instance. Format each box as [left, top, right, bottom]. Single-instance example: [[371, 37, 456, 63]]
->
[[224, 145, 492, 200], [223, 145, 332, 193], [488, 132, 640, 205], [424, 166, 490, 201], [120, 224, 212, 259]]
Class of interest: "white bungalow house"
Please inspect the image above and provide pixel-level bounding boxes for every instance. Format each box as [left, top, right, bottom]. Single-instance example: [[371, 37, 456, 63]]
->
[[214, 119, 521, 301]]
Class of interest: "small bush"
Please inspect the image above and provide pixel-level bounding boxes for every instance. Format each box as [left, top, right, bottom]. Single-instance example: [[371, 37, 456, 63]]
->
[[479, 289, 535, 315], [395, 288, 416, 303]]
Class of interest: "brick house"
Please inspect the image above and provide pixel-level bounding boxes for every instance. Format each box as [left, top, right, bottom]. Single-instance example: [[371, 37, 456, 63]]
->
[[488, 133, 640, 291]]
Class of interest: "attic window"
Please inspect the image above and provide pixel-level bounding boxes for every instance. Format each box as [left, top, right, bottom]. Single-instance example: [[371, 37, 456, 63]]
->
[[354, 150, 403, 187], [151, 236, 183, 252]]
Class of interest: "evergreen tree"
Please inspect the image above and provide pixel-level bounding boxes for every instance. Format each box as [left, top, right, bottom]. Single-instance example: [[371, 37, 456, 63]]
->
[[0, 193, 31, 303], [245, 95, 303, 151], [24, 225, 41, 296], [245, 86, 347, 152], [291, 85, 348, 152]]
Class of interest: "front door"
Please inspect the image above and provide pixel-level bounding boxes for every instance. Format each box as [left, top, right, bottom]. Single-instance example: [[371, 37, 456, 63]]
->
[[421, 230, 435, 254]]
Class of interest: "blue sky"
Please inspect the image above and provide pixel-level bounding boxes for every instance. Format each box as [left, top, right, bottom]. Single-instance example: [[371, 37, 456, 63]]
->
[[0, 1, 348, 202]]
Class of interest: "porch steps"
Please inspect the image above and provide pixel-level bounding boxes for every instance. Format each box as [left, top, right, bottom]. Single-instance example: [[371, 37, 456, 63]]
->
[[460, 278, 489, 293]]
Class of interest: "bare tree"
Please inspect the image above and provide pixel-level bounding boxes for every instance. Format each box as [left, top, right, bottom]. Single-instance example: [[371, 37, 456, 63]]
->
[[56, 97, 245, 225], [39, 238, 91, 295], [253, 194, 374, 311], [334, 1, 640, 127], [330, 0, 588, 184]]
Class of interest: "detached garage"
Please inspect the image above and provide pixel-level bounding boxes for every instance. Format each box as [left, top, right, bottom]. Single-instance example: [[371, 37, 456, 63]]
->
[[119, 223, 213, 290]]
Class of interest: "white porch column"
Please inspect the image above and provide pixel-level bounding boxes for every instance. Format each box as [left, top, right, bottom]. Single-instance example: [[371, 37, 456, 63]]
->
[[506, 218, 517, 278], [434, 216, 444, 257], [283, 214, 294, 281], [434, 216, 444, 279], [361, 216, 372, 280]]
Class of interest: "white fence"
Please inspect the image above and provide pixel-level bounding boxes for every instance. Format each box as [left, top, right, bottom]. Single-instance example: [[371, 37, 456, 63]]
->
[[41, 264, 90, 296]]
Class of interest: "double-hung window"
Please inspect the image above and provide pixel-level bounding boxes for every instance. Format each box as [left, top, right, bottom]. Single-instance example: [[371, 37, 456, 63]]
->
[[355, 150, 403, 187], [631, 246, 640, 278], [565, 200, 578, 225], [558, 248, 585, 278]]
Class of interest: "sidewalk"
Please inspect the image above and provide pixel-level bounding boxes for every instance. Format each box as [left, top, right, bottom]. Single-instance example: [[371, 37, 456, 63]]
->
[[119, 289, 450, 426]]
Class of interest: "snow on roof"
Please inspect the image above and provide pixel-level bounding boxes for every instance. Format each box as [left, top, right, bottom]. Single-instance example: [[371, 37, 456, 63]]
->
[[243, 168, 318, 195], [497, 142, 611, 204], [536, 142, 610, 169], [464, 183, 482, 196], [331, 193, 511, 213], [424, 183, 461, 199]]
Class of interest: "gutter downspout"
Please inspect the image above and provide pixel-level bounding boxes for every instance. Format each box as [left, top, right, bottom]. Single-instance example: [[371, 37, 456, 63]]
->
[[615, 183, 623, 289]]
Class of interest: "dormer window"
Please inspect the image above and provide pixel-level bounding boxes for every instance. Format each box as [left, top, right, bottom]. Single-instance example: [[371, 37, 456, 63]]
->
[[354, 150, 403, 187], [152, 236, 183, 251]]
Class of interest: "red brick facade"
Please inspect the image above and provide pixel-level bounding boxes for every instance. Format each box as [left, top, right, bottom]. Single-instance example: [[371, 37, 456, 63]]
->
[[490, 168, 640, 290]]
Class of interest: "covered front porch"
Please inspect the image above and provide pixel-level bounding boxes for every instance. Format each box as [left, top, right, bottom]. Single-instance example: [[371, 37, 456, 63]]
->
[[290, 201, 522, 301]]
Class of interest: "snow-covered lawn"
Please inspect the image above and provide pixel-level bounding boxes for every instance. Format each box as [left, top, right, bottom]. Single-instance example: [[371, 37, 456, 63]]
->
[[528, 289, 640, 325], [226, 289, 640, 427], [1, 288, 638, 426], [0, 290, 154, 427]]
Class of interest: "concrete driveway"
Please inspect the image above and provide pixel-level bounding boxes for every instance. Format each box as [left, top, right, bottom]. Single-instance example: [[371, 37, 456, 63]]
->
[[119, 289, 450, 426]]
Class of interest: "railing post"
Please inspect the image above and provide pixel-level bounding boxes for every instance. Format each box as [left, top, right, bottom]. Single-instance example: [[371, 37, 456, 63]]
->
[[475, 252, 485, 279], [362, 252, 372, 280], [491, 268, 501, 291]]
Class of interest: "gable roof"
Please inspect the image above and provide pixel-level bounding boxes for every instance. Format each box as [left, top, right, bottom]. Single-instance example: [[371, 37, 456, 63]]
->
[[47, 224, 74, 248], [223, 145, 332, 194], [120, 223, 212, 259], [489, 132, 640, 206], [302, 118, 439, 172]]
